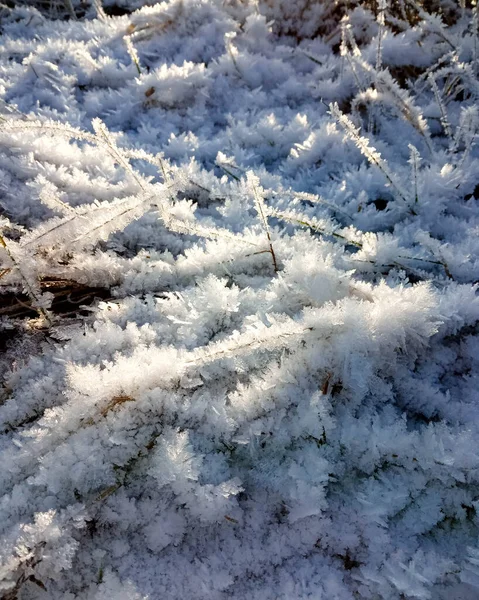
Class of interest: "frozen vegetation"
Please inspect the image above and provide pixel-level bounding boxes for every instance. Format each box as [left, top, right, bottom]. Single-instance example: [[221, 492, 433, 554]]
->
[[0, 0, 479, 598]]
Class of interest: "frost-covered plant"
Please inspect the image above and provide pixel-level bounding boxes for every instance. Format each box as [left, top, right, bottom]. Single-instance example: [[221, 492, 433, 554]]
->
[[329, 102, 413, 209], [0, 0, 479, 599]]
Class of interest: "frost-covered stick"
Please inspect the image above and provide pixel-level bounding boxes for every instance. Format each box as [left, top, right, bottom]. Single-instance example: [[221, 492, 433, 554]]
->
[[91, 119, 147, 191], [85, 121, 174, 195], [267, 207, 362, 248], [268, 206, 450, 277], [71, 197, 155, 247], [343, 17, 362, 58], [2, 119, 167, 193], [156, 153, 171, 185], [428, 74, 453, 141], [375, 70, 433, 153], [6, 119, 161, 190], [38, 178, 74, 215], [351, 55, 433, 152], [447, 59, 479, 97], [329, 103, 412, 208], [217, 161, 241, 181], [300, 49, 323, 66], [406, 0, 456, 50], [225, 33, 243, 80], [160, 211, 262, 249], [1, 119, 98, 144], [246, 172, 278, 272], [0, 234, 52, 325], [376, 0, 387, 71], [286, 190, 353, 222], [124, 36, 141, 75], [340, 18, 365, 92], [18, 195, 152, 253], [123, 148, 172, 184], [350, 88, 379, 136], [92, 0, 107, 22], [443, 74, 463, 103], [408, 144, 421, 206], [186, 320, 309, 367]]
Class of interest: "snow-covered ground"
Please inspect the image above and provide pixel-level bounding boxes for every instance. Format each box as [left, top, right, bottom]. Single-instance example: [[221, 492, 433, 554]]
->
[[0, 0, 479, 598]]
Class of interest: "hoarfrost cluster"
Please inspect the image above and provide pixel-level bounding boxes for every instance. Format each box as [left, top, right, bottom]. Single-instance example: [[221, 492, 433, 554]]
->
[[0, 0, 479, 598]]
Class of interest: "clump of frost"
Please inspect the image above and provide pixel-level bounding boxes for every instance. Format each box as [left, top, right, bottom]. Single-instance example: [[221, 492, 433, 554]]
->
[[0, 0, 479, 599]]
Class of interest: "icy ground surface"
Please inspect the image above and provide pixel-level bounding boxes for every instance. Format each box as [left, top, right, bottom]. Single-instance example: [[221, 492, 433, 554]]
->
[[0, 1, 479, 598]]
